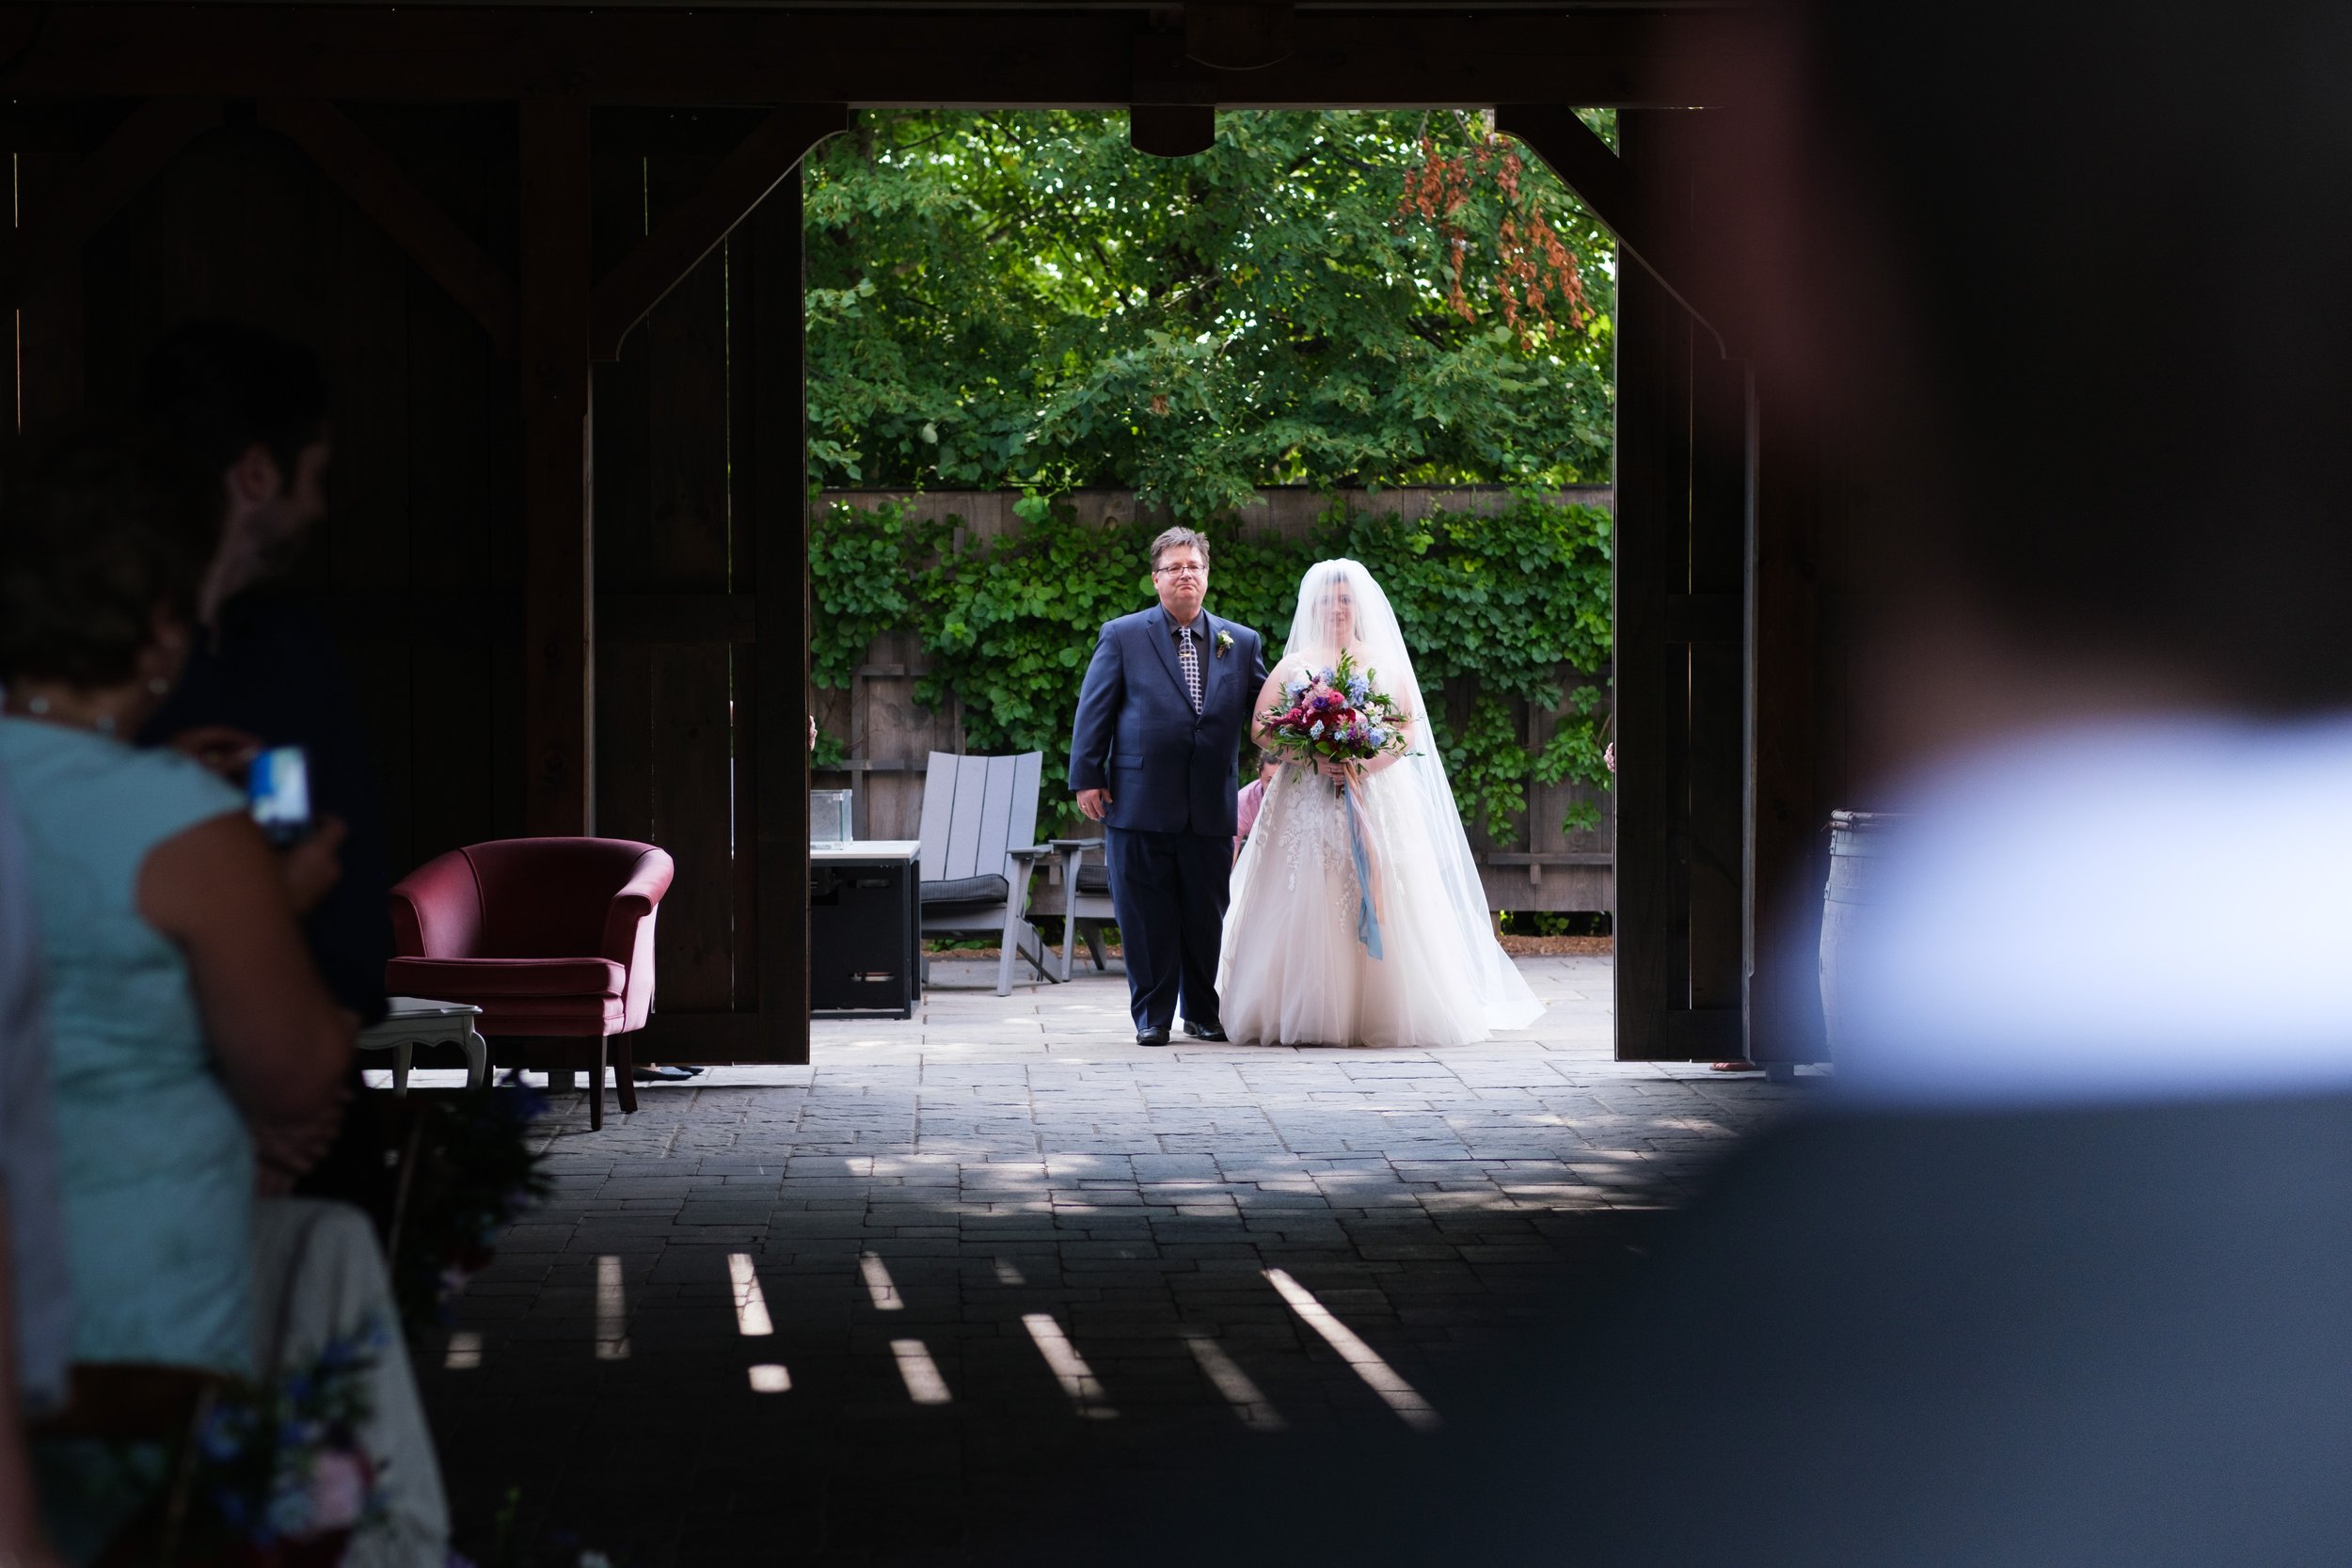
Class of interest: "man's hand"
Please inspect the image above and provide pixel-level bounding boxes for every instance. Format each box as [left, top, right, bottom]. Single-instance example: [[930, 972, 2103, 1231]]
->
[[170, 724, 264, 781], [1076, 787, 1112, 822], [281, 814, 348, 916]]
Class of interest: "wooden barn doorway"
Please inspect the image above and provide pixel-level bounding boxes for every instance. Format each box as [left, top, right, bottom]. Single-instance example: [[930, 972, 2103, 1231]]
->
[[0, 3, 1823, 1069]]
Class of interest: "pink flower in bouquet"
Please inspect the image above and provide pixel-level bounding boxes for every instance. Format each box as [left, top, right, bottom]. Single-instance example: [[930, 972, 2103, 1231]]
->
[[307, 1449, 373, 1532]]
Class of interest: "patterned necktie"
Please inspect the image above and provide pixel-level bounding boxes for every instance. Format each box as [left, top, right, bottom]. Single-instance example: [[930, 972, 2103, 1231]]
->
[[1178, 624, 1202, 713]]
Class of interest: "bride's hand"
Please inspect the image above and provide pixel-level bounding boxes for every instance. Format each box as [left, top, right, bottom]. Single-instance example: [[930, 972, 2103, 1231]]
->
[[1317, 758, 1353, 783]]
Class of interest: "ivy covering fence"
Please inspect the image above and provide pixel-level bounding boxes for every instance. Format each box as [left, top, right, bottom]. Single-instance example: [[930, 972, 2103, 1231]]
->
[[810, 493, 1614, 843]]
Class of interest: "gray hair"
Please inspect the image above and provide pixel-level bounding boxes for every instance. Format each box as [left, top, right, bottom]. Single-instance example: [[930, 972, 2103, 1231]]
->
[[1150, 526, 1211, 571]]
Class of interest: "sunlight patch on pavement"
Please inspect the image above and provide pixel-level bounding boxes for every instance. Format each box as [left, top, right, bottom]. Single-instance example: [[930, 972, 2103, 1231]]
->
[[728, 1253, 774, 1337], [1182, 1330, 1285, 1431], [861, 1251, 904, 1310], [1263, 1268, 1438, 1431], [1024, 1313, 1118, 1419], [596, 1256, 630, 1360], [893, 1339, 952, 1404]]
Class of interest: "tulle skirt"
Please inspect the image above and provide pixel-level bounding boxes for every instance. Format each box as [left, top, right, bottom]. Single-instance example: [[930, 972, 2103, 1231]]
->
[[1217, 764, 1545, 1047]]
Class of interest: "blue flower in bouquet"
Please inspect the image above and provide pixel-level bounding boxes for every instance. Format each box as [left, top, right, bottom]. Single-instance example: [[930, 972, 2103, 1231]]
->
[[1315, 666, 1336, 685], [267, 1480, 317, 1542], [1284, 675, 1307, 699], [1368, 726, 1388, 748], [1346, 675, 1370, 705], [200, 1404, 250, 1463], [1308, 721, 1326, 739]]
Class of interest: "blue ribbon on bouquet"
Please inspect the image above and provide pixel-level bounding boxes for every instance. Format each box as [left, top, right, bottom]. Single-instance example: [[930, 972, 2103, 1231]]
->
[[1343, 784, 1384, 960]]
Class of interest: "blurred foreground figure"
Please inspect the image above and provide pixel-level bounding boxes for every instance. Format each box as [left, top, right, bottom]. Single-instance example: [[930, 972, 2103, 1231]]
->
[[0, 766, 69, 1567], [1016, 1, 2352, 1562]]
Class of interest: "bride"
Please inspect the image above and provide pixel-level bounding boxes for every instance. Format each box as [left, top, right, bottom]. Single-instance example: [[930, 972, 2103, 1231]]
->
[[1218, 559, 1546, 1046]]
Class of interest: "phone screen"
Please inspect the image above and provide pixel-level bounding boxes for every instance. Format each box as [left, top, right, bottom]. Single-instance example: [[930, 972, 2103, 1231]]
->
[[248, 745, 313, 847]]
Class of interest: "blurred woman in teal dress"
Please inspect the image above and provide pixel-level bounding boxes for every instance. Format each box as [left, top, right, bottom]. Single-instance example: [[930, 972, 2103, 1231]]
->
[[0, 431, 439, 1561]]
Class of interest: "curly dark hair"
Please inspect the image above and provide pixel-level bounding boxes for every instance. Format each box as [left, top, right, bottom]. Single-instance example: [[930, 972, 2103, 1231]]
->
[[0, 428, 223, 689]]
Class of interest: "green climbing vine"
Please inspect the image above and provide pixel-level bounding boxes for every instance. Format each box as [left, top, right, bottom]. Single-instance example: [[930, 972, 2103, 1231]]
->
[[809, 493, 1613, 842]]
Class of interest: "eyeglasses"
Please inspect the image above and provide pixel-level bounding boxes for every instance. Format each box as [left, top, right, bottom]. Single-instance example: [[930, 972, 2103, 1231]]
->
[[1153, 564, 1207, 578]]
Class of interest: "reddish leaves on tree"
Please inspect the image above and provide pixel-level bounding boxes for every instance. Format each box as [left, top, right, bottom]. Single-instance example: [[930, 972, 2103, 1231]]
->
[[1399, 128, 1590, 349]]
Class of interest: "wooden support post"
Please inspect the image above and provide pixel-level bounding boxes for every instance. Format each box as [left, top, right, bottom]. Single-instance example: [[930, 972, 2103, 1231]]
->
[[1746, 375, 1827, 1066], [519, 100, 595, 837], [8, 150, 83, 452], [1687, 332, 1750, 1051], [1609, 109, 1687, 1063], [749, 173, 812, 1060]]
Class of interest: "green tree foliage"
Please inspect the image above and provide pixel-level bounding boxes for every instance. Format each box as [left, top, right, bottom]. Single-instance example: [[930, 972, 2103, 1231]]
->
[[804, 110, 1617, 515], [810, 497, 1613, 840]]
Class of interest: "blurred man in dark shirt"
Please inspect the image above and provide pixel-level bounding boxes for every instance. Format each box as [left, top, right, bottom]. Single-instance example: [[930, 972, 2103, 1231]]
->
[[135, 321, 392, 1224], [135, 321, 387, 1027]]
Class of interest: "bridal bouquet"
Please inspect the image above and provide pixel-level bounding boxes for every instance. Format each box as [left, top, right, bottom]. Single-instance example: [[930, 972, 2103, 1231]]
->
[[1259, 651, 1408, 958], [1259, 651, 1413, 783]]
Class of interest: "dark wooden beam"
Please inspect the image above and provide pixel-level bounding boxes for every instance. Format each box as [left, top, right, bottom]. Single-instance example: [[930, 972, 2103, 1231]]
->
[[1494, 102, 1737, 354], [747, 176, 812, 1060], [1184, 1, 1295, 71], [589, 102, 845, 361], [0, 7, 1753, 109], [518, 98, 596, 836], [257, 99, 518, 358], [2, 96, 220, 305], [1609, 107, 1689, 1064]]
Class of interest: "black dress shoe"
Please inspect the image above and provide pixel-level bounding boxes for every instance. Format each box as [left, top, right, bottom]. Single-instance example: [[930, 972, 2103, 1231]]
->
[[1136, 1026, 1171, 1046], [1181, 1021, 1229, 1041]]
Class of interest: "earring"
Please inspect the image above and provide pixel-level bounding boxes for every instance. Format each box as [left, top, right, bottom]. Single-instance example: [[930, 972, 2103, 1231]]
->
[[148, 677, 171, 696], [24, 695, 50, 715]]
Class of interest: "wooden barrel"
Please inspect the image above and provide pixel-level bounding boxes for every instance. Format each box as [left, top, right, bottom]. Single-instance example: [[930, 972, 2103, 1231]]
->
[[1819, 810, 1903, 1055]]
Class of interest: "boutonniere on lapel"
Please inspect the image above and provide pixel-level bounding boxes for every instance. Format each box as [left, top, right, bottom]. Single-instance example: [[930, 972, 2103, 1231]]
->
[[1215, 629, 1234, 659]]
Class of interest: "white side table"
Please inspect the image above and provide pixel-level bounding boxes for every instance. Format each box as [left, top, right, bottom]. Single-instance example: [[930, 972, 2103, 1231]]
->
[[360, 996, 489, 1094]]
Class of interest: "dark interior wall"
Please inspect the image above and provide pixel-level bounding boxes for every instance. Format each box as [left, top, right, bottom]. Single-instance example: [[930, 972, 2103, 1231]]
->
[[73, 108, 528, 882], [36, 102, 777, 1037]]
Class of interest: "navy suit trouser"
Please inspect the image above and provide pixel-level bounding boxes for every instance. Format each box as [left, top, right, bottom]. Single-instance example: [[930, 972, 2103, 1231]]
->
[[1103, 826, 1231, 1033]]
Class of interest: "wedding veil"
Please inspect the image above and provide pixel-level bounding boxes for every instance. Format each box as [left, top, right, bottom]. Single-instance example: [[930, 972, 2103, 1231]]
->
[[1283, 559, 1543, 1029]]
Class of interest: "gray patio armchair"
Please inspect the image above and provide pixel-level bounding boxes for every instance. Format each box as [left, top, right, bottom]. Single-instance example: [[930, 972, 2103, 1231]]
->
[[916, 750, 1057, 996]]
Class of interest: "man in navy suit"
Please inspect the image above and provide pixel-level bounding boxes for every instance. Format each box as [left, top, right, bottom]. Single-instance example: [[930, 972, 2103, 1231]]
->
[[1070, 528, 1269, 1046]]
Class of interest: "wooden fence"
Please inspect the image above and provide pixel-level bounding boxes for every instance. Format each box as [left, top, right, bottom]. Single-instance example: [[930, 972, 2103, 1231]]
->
[[811, 485, 1615, 913]]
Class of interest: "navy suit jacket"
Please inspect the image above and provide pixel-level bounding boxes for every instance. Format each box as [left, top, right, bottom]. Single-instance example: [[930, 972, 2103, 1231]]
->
[[1069, 606, 1268, 838]]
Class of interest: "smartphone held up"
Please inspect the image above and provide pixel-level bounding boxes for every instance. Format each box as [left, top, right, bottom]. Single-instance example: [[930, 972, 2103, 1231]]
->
[[247, 745, 313, 847]]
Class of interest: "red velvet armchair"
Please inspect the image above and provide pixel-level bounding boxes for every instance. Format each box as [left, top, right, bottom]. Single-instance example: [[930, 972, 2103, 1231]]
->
[[387, 837, 674, 1130]]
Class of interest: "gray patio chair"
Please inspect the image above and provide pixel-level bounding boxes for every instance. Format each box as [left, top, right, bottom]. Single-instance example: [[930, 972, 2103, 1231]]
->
[[916, 750, 1056, 996], [1028, 837, 1119, 982]]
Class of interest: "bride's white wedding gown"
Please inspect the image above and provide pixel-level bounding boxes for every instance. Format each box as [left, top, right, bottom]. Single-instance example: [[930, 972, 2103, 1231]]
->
[[1218, 752, 1546, 1048]]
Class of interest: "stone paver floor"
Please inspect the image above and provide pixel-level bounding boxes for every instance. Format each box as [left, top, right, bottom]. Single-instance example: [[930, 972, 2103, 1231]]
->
[[410, 954, 1805, 1565]]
